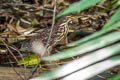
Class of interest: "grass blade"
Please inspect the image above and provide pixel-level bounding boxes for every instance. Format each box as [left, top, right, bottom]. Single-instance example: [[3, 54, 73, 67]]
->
[[56, 0, 102, 18], [31, 44, 120, 80], [42, 30, 120, 61], [103, 8, 120, 29]]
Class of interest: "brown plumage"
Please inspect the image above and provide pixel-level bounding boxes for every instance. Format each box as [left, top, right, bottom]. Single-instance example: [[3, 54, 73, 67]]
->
[[21, 15, 82, 57]]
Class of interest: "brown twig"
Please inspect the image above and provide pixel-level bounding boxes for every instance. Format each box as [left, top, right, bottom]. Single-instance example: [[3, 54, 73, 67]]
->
[[9, 45, 27, 80], [28, 0, 57, 79], [0, 37, 19, 64], [0, 3, 54, 12], [46, 0, 57, 52], [0, 37, 24, 80]]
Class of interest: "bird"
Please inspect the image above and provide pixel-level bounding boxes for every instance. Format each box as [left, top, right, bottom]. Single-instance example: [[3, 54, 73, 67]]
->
[[21, 14, 82, 57]]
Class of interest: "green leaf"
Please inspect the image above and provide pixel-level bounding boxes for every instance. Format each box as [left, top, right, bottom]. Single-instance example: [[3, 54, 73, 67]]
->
[[19, 54, 40, 66], [103, 8, 120, 29], [42, 30, 120, 61], [34, 44, 120, 80], [103, 0, 118, 12], [108, 73, 120, 80], [56, 0, 102, 18], [31, 18, 40, 26], [111, 56, 120, 61]]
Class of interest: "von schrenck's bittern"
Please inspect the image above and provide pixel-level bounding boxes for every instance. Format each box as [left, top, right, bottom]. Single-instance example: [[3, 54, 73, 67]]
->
[[21, 14, 82, 57]]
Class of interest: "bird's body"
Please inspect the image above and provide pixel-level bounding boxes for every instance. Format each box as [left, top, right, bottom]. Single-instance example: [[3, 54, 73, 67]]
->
[[22, 14, 82, 57], [22, 15, 70, 57]]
